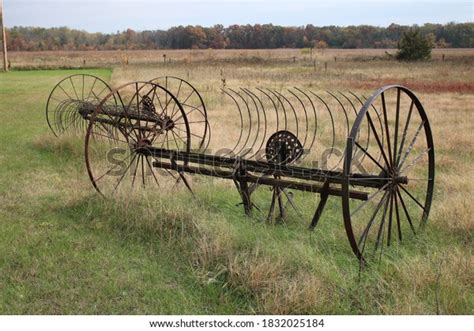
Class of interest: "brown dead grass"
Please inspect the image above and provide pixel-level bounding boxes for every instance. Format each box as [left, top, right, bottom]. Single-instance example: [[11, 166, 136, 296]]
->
[[9, 48, 474, 69], [347, 79, 474, 93], [94, 53, 474, 313], [19, 50, 474, 313], [258, 271, 335, 314]]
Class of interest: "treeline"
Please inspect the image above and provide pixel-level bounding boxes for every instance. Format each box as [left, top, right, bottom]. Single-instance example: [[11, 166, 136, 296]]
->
[[6, 23, 474, 51]]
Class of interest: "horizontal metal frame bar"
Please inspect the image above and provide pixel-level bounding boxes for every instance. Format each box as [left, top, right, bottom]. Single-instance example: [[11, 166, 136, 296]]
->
[[139, 146, 391, 189], [152, 160, 369, 201]]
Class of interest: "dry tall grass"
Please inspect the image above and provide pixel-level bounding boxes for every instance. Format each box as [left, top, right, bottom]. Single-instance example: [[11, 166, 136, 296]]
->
[[3, 49, 473, 314]]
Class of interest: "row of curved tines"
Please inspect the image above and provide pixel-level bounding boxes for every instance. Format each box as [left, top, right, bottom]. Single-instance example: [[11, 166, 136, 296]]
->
[[51, 84, 383, 170], [216, 87, 380, 163]]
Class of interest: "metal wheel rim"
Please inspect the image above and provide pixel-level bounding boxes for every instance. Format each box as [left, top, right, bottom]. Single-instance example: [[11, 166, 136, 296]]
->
[[46, 74, 113, 136], [84, 81, 191, 197], [342, 85, 435, 262]]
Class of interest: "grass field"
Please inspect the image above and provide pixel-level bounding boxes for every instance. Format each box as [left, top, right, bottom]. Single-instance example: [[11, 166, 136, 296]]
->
[[0, 49, 473, 314]]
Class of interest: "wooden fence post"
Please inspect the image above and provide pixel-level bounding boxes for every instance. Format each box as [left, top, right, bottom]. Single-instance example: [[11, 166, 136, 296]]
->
[[0, 0, 8, 72]]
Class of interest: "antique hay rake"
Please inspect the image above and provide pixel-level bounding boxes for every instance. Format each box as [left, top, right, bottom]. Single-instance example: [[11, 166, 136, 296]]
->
[[46, 74, 435, 263]]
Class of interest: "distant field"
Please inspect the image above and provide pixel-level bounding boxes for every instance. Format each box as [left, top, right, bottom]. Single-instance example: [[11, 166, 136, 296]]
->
[[8, 48, 474, 69], [0, 49, 473, 314]]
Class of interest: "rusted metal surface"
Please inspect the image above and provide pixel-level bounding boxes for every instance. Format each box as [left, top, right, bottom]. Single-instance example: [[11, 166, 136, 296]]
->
[[46, 75, 435, 264]]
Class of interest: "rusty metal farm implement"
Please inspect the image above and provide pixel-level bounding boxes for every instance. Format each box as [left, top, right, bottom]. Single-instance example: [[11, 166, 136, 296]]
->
[[46, 74, 435, 263]]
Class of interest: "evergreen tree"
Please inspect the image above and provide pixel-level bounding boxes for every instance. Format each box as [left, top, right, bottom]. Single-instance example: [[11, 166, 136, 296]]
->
[[396, 29, 433, 60]]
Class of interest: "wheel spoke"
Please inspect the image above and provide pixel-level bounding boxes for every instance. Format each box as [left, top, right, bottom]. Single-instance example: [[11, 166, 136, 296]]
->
[[398, 120, 425, 170], [135, 83, 142, 140], [164, 77, 168, 111], [394, 191, 402, 241], [145, 156, 160, 187], [140, 88, 155, 142], [174, 120, 208, 125], [396, 187, 416, 235], [407, 177, 433, 181], [399, 147, 431, 174], [91, 130, 128, 145], [381, 92, 394, 168], [161, 94, 174, 117], [159, 135, 185, 148], [180, 89, 197, 109], [354, 141, 385, 172], [374, 191, 391, 253], [155, 90, 166, 116], [86, 77, 97, 101], [160, 131, 170, 148], [69, 77, 80, 100], [170, 130, 187, 147], [94, 153, 133, 183], [169, 79, 184, 119], [112, 153, 138, 192], [141, 154, 146, 186], [94, 84, 112, 101], [58, 84, 73, 100], [387, 192, 394, 246], [395, 101, 414, 165], [82, 75, 85, 100], [174, 126, 204, 140], [172, 103, 205, 123], [393, 88, 401, 164], [350, 182, 390, 217], [399, 185, 426, 212], [366, 112, 391, 170], [128, 153, 141, 192], [358, 190, 390, 252]]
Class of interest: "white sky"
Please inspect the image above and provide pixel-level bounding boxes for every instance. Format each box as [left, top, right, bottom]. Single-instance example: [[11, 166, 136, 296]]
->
[[3, 0, 473, 33]]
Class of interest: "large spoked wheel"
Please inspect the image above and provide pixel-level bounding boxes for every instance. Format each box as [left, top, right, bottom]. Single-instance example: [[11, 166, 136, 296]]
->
[[84, 82, 191, 197], [342, 85, 435, 263], [149, 76, 210, 151], [46, 74, 114, 136]]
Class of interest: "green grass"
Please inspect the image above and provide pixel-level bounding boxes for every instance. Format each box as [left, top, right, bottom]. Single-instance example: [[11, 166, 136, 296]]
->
[[0, 69, 240, 314], [0, 68, 472, 314]]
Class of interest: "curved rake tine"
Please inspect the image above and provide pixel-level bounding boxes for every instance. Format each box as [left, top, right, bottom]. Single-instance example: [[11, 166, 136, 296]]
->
[[227, 88, 254, 157], [339, 91, 371, 166], [349, 91, 386, 170], [256, 87, 281, 134], [288, 88, 310, 150], [327, 90, 350, 138], [308, 90, 336, 163], [272, 89, 300, 139], [238, 87, 261, 158], [338, 91, 358, 116], [221, 88, 245, 156], [293, 87, 318, 152], [265, 88, 289, 133], [242, 88, 268, 159], [350, 91, 385, 136], [326, 91, 350, 168]]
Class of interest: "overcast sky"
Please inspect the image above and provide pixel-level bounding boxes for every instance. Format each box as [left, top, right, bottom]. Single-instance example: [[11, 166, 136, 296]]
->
[[3, 0, 473, 33]]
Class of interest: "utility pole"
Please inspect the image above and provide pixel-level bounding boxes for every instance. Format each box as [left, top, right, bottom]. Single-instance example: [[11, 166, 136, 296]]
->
[[0, 0, 8, 72]]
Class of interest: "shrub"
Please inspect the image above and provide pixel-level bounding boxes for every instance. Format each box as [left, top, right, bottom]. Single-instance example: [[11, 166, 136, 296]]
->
[[396, 29, 433, 61]]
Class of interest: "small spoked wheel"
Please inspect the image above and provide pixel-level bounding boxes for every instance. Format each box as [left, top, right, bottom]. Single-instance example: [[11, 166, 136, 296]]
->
[[149, 76, 210, 151], [84, 81, 191, 197], [342, 85, 435, 263], [265, 130, 303, 165], [46, 74, 114, 136]]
